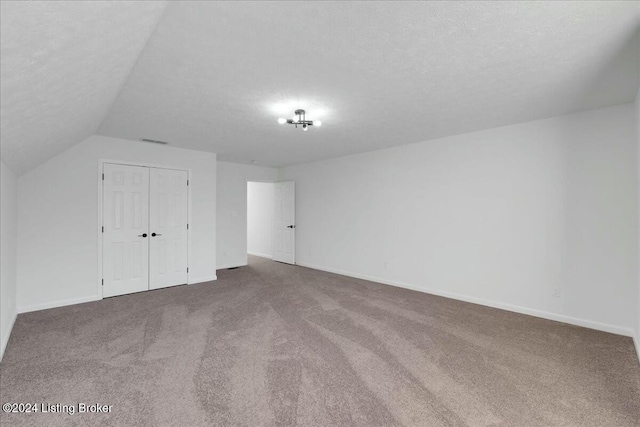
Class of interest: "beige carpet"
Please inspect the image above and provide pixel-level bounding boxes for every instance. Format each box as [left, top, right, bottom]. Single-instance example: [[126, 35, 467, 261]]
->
[[1, 256, 639, 426]]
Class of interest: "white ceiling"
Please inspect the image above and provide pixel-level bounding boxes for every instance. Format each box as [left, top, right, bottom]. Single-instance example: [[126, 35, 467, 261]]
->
[[0, 1, 167, 174], [2, 1, 639, 174]]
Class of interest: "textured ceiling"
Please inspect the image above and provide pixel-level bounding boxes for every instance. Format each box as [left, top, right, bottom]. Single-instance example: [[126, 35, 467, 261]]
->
[[2, 2, 639, 173], [0, 1, 167, 174], [97, 1, 639, 167]]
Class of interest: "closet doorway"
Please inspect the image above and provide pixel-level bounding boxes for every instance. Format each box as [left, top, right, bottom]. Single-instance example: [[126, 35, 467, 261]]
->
[[101, 162, 189, 298]]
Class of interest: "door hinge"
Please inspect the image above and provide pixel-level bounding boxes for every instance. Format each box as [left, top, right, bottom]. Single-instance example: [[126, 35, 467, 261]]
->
[[101, 226, 104, 233], [102, 173, 104, 180], [187, 224, 189, 230], [187, 179, 189, 186], [187, 267, 189, 273], [101, 279, 104, 286]]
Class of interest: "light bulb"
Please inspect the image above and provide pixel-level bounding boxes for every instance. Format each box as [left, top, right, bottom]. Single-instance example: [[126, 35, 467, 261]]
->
[[302, 124, 308, 131], [277, 118, 286, 124], [315, 121, 322, 127]]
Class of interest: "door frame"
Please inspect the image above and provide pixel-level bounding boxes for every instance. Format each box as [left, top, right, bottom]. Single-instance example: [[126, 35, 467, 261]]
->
[[245, 180, 278, 263], [97, 159, 192, 299]]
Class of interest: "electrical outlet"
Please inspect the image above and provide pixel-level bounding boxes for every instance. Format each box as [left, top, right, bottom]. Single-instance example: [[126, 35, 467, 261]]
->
[[553, 287, 562, 297]]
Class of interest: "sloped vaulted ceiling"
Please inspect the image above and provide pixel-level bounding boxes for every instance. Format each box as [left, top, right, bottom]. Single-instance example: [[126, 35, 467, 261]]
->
[[0, 1, 167, 174], [98, 1, 639, 167], [1, 1, 639, 174]]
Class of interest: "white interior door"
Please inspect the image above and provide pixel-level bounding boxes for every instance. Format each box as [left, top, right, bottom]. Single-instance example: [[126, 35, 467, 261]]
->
[[103, 164, 150, 297], [149, 168, 189, 290], [273, 181, 295, 264]]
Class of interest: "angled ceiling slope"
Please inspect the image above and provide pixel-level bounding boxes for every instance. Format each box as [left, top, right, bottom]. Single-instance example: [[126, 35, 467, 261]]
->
[[2, 2, 638, 174], [98, 1, 639, 167], [0, 1, 167, 175]]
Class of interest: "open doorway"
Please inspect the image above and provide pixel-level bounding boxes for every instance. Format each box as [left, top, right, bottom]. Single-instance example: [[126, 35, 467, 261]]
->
[[247, 180, 296, 265], [247, 181, 276, 260]]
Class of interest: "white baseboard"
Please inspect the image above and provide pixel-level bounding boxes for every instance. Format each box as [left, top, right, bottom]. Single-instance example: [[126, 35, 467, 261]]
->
[[18, 295, 101, 314], [296, 261, 635, 338], [188, 275, 217, 284], [17, 277, 219, 314], [247, 251, 272, 259], [634, 335, 640, 365], [0, 310, 18, 363]]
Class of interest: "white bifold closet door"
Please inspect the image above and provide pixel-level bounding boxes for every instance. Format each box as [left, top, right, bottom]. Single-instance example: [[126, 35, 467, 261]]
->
[[149, 167, 188, 290], [103, 163, 188, 298]]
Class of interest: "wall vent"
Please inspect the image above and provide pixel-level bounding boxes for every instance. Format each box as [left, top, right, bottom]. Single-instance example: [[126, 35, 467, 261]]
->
[[140, 138, 169, 145]]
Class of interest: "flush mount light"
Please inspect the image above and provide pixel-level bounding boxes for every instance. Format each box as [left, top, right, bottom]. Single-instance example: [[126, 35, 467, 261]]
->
[[278, 109, 321, 131]]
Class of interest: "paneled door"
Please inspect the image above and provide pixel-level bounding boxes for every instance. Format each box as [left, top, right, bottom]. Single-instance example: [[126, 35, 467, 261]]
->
[[149, 168, 189, 290], [272, 181, 295, 264], [103, 164, 150, 298]]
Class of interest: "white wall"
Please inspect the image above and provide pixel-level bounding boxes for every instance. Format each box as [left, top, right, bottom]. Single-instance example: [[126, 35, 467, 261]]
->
[[281, 103, 638, 336], [247, 182, 275, 259], [16, 135, 217, 313], [217, 162, 278, 269], [636, 83, 640, 358], [1, 159, 18, 361]]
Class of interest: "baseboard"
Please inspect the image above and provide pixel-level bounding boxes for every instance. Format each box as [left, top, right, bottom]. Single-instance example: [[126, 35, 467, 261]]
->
[[18, 295, 101, 314], [17, 277, 219, 314], [634, 334, 640, 365], [296, 261, 634, 338], [188, 275, 217, 284], [247, 251, 272, 259], [0, 310, 18, 363]]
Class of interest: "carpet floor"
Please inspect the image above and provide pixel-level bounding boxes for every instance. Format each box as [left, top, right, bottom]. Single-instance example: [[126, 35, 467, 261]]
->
[[1, 256, 639, 426]]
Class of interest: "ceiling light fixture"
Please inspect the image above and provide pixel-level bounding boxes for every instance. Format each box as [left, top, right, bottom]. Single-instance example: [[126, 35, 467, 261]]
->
[[278, 109, 320, 131]]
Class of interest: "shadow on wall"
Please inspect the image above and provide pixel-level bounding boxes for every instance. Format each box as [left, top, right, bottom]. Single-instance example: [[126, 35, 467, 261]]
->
[[578, 24, 639, 108], [559, 26, 639, 329]]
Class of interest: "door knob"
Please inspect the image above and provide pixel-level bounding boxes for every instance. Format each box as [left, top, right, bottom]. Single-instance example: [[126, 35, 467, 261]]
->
[[152, 233, 162, 237], [287, 225, 295, 229], [138, 233, 148, 238]]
